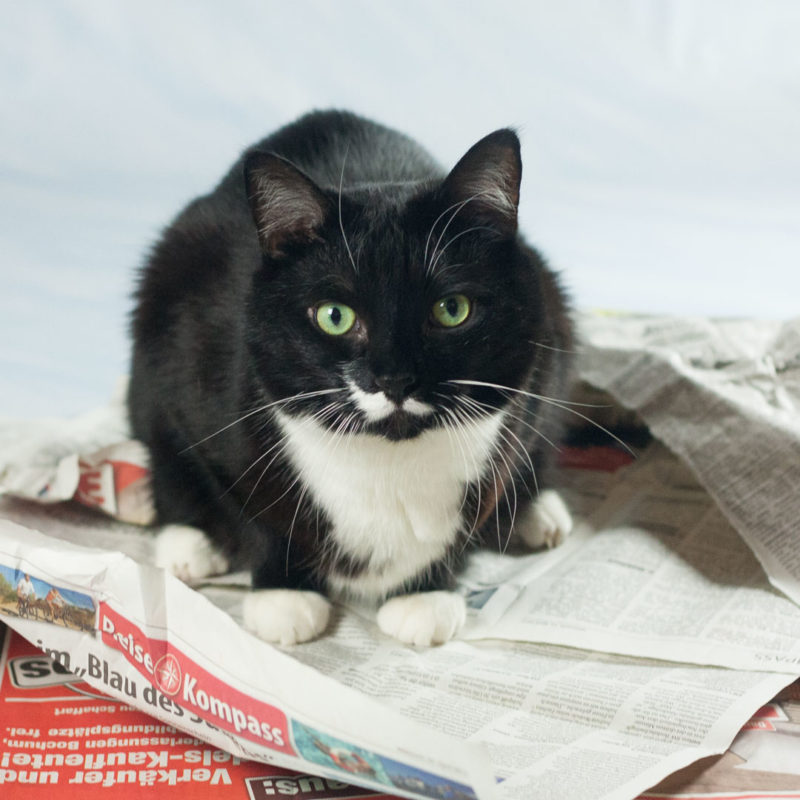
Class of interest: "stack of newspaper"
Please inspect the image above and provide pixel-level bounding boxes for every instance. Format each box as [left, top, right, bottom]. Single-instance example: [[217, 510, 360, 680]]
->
[[1, 313, 798, 800]]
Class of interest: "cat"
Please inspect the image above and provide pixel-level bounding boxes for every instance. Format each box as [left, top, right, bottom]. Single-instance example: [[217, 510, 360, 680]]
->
[[128, 109, 574, 647]]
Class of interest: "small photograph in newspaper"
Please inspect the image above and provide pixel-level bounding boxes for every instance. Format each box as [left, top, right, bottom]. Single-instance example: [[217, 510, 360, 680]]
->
[[1, 565, 97, 633]]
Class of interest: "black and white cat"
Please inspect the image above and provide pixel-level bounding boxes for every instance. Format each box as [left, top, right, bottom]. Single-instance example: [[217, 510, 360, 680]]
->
[[128, 110, 574, 647]]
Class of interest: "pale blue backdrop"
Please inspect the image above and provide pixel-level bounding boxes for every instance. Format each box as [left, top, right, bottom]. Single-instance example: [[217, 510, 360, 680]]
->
[[2, 1, 799, 417]]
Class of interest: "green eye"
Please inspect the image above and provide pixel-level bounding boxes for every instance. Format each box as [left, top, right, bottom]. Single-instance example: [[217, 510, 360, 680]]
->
[[315, 302, 357, 336], [432, 294, 471, 328]]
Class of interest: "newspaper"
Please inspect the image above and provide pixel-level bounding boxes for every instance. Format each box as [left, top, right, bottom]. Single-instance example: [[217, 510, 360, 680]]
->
[[3, 621, 796, 800], [641, 680, 800, 799], [577, 314, 800, 606], [1, 313, 799, 800], [461, 442, 800, 674], [0, 622, 398, 799]]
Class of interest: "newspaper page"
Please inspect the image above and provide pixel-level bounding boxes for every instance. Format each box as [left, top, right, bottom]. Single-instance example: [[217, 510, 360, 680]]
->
[[1, 313, 799, 800], [461, 442, 800, 673], [576, 314, 800, 605], [641, 680, 800, 799], [285, 609, 792, 800]]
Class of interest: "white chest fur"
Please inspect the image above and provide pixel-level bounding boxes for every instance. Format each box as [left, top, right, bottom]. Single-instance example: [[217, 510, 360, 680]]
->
[[274, 410, 504, 601]]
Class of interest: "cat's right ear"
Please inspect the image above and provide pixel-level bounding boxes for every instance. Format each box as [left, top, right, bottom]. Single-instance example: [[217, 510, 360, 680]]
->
[[441, 129, 522, 239], [244, 152, 331, 258]]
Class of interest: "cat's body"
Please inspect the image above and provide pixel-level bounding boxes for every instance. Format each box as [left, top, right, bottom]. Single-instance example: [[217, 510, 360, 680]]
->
[[128, 110, 574, 646]]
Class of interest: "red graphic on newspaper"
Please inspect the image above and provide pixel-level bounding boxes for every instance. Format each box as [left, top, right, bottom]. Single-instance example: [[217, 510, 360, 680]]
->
[[76, 458, 149, 512], [558, 444, 634, 473], [71, 442, 156, 525], [739, 701, 783, 732], [76, 458, 115, 512], [99, 603, 294, 756], [153, 653, 182, 696]]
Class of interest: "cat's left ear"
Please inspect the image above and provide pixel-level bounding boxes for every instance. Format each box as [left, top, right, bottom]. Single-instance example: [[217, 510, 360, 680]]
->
[[244, 152, 332, 258], [442, 129, 522, 238]]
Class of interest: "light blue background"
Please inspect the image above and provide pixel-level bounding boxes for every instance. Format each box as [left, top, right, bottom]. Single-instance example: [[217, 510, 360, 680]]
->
[[2, 1, 798, 417]]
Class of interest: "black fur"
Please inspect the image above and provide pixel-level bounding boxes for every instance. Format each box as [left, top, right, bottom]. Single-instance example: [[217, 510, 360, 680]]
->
[[128, 110, 573, 597]]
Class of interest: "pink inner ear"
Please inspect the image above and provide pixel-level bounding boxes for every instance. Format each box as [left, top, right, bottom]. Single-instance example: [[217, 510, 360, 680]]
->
[[457, 165, 519, 217], [245, 153, 329, 257], [251, 175, 325, 250], [443, 129, 522, 235]]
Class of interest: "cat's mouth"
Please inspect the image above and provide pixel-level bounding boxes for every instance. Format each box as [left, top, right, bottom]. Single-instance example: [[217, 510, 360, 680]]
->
[[346, 380, 436, 440], [368, 408, 430, 441]]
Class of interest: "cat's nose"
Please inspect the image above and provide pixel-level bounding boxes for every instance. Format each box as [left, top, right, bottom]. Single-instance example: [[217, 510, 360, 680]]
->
[[374, 373, 418, 404]]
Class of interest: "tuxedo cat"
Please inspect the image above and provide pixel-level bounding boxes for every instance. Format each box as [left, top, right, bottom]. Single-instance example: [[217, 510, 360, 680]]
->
[[128, 110, 574, 647]]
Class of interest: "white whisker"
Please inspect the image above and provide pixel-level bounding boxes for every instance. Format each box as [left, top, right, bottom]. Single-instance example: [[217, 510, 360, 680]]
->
[[285, 482, 311, 575], [429, 225, 497, 275], [439, 404, 484, 547], [528, 340, 577, 355], [459, 391, 560, 456], [457, 393, 541, 500], [236, 400, 343, 512], [453, 401, 517, 552], [448, 378, 636, 456], [245, 403, 346, 524], [424, 195, 478, 270], [426, 192, 492, 276], [338, 145, 358, 274], [180, 387, 344, 453], [432, 400, 472, 520], [458, 395, 532, 479]]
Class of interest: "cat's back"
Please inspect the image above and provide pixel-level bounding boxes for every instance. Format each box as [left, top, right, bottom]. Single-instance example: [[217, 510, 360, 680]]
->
[[222, 109, 442, 192]]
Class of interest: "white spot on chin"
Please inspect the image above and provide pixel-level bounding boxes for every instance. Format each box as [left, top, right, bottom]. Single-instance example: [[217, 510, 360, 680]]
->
[[403, 397, 435, 417], [347, 380, 434, 422]]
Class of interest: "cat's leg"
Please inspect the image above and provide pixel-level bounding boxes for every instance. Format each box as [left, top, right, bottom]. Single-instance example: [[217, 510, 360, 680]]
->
[[242, 590, 331, 646], [147, 466, 231, 583], [240, 538, 331, 646], [374, 548, 468, 646], [155, 524, 230, 584], [143, 424, 232, 582], [156, 517, 330, 644], [516, 489, 573, 550], [377, 591, 466, 646]]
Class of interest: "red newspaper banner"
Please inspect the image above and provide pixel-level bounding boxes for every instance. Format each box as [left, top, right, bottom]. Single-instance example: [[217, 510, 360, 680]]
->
[[0, 624, 391, 798], [98, 603, 293, 755]]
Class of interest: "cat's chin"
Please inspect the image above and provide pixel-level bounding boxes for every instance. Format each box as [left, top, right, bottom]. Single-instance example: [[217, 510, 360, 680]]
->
[[366, 410, 431, 442]]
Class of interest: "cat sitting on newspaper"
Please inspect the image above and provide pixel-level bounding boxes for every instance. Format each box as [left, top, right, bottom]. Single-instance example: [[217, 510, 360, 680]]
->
[[128, 110, 574, 647]]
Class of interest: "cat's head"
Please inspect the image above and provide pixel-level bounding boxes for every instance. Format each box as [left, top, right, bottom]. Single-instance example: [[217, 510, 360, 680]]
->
[[243, 130, 562, 441]]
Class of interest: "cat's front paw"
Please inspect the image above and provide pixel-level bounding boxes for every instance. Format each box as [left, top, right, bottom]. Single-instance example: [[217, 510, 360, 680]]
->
[[377, 591, 466, 646], [155, 524, 229, 584], [242, 590, 331, 646], [518, 489, 573, 550]]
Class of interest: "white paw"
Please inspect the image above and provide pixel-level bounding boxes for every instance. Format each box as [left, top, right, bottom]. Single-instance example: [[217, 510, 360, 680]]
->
[[242, 590, 331, 646], [377, 591, 466, 646], [518, 489, 573, 550], [155, 524, 229, 584]]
